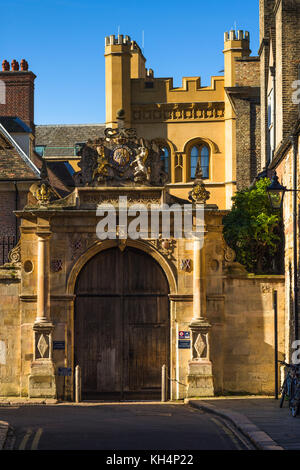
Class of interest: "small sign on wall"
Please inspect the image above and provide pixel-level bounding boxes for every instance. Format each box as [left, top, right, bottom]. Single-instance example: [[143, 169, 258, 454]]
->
[[57, 367, 72, 377], [53, 341, 65, 350], [178, 331, 190, 339], [178, 340, 191, 349]]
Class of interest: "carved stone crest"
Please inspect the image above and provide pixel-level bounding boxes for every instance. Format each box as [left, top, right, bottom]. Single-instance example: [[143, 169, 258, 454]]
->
[[73, 112, 168, 187]]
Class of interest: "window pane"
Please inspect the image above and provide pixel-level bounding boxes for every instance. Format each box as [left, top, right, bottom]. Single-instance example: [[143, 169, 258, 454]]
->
[[161, 147, 169, 174], [201, 146, 209, 179], [35, 146, 45, 157], [191, 146, 199, 179]]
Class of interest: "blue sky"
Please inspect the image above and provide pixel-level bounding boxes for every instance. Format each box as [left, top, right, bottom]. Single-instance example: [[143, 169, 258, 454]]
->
[[0, 0, 259, 124]]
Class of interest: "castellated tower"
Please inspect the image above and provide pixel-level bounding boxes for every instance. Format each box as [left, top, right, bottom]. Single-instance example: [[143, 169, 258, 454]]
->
[[223, 30, 251, 205], [105, 35, 132, 128], [104, 34, 147, 128]]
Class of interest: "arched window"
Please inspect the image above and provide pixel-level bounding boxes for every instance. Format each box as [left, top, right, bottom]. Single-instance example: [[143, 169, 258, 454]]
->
[[190, 144, 210, 180], [160, 146, 169, 175]]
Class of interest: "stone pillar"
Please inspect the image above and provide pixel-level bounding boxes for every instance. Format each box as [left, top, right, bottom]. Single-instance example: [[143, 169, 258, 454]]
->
[[28, 230, 56, 399], [187, 238, 214, 397]]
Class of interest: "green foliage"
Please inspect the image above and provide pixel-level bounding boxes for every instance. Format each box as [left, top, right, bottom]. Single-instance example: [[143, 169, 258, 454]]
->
[[223, 178, 282, 274]]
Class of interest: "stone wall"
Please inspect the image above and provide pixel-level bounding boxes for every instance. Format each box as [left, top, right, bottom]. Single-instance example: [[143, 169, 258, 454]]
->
[[0, 268, 21, 396], [221, 275, 285, 394]]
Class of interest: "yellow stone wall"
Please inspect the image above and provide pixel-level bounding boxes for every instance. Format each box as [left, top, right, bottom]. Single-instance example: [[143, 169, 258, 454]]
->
[[0, 194, 285, 399], [104, 32, 252, 210]]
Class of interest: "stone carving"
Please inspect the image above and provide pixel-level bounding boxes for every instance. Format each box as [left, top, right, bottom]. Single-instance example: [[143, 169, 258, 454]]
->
[[188, 167, 210, 204], [71, 238, 83, 261], [35, 183, 52, 205], [73, 113, 168, 187], [180, 259, 192, 272], [130, 145, 149, 183], [194, 333, 208, 359], [224, 246, 236, 263], [51, 259, 63, 272], [132, 102, 225, 123], [37, 334, 49, 358], [150, 237, 176, 260], [8, 241, 21, 265]]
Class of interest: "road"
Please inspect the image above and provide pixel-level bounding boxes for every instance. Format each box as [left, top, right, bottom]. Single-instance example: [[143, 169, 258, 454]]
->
[[0, 402, 253, 450]]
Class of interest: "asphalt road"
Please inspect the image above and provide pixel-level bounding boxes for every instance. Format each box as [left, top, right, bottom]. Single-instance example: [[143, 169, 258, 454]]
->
[[0, 403, 253, 451]]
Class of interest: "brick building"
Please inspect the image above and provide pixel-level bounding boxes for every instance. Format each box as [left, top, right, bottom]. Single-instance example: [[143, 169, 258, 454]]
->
[[258, 0, 300, 355]]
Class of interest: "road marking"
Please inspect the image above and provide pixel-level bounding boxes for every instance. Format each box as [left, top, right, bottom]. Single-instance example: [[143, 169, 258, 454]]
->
[[18, 428, 32, 450], [31, 428, 43, 450], [210, 417, 244, 450]]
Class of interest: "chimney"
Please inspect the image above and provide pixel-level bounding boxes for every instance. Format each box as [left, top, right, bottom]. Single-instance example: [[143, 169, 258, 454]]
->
[[0, 58, 36, 131]]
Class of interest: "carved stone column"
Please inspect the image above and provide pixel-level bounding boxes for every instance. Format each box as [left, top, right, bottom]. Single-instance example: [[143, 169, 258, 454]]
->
[[187, 237, 214, 397], [28, 229, 56, 399]]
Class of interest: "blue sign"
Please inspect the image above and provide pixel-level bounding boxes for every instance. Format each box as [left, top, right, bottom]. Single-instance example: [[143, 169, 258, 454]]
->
[[178, 340, 191, 349], [53, 341, 65, 350], [179, 331, 190, 339], [58, 367, 72, 377]]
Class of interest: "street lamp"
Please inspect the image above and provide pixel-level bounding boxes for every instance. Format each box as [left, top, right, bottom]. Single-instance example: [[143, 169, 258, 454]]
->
[[267, 173, 287, 210]]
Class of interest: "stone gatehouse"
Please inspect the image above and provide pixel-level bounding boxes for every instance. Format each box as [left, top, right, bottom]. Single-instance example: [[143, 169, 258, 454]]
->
[[0, 121, 285, 400]]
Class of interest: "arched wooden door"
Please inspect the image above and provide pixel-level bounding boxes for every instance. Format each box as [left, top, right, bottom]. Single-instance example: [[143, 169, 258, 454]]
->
[[74, 247, 170, 400]]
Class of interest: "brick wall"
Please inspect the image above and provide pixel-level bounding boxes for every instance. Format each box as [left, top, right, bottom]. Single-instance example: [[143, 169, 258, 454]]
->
[[277, 0, 300, 142], [259, 0, 276, 169], [235, 59, 260, 87], [0, 70, 36, 131], [235, 97, 261, 190]]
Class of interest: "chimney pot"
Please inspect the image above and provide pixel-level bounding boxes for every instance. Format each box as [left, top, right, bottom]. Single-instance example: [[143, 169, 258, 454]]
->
[[11, 60, 19, 71], [2, 60, 10, 71], [20, 59, 28, 71]]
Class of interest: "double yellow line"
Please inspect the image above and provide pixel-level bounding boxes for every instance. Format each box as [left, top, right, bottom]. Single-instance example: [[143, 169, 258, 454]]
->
[[18, 428, 43, 450]]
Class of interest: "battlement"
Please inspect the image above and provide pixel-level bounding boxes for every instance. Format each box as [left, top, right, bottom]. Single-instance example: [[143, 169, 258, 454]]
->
[[224, 30, 250, 42], [105, 34, 131, 46]]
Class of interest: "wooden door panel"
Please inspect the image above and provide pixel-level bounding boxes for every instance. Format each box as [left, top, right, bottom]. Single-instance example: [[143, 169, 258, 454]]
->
[[75, 296, 122, 396], [127, 325, 168, 391], [75, 247, 169, 399]]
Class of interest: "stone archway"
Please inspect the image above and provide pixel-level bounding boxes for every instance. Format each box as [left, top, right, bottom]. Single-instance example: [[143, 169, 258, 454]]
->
[[73, 245, 171, 400]]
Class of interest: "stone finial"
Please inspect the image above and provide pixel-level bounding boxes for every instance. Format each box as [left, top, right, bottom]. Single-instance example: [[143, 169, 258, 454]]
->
[[147, 68, 154, 78], [188, 167, 210, 204], [20, 59, 28, 71], [2, 60, 10, 71], [11, 60, 19, 71]]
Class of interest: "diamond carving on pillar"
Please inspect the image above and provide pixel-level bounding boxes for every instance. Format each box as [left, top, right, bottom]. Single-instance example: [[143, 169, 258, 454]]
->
[[37, 334, 49, 358], [194, 333, 207, 359]]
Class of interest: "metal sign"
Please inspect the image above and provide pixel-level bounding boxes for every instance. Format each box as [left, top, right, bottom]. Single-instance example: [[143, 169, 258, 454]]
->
[[178, 340, 191, 349], [179, 331, 190, 339], [57, 367, 72, 377], [53, 341, 65, 350]]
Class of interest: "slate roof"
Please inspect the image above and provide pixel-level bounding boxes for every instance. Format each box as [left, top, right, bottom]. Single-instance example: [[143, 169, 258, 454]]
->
[[31, 152, 74, 197], [0, 116, 32, 134], [0, 124, 40, 180], [35, 124, 105, 156]]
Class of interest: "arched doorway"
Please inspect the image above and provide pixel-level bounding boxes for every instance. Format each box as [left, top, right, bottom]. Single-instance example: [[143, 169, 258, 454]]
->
[[74, 246, 170, 400]]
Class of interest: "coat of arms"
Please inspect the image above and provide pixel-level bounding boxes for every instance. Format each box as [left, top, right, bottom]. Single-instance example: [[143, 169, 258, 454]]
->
[[112, 146, 131, 167]]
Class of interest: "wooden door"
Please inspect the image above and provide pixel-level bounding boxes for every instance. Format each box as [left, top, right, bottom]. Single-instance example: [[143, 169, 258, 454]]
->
[[74, 247, 169, 400]]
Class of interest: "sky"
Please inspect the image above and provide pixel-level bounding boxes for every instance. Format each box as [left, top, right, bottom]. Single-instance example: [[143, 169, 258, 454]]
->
[[0, 0, 260, 125]]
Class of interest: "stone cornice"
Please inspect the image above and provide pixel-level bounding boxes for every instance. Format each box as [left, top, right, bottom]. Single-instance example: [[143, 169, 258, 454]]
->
[[132, 102, 225, 123]]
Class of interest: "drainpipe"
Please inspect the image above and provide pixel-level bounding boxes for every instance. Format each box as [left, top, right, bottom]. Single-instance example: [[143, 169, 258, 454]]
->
[[270, 66, 276, 161], [291, 134, 299, 342], [14, 181, 19, 242]]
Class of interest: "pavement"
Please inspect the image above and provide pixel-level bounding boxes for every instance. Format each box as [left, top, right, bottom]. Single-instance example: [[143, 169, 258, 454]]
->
[[0, 396, 299, 450], [185, 397, 300, 450]]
